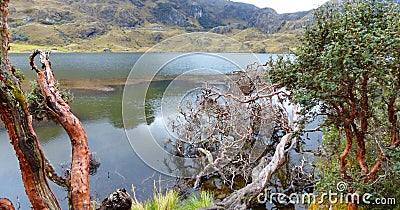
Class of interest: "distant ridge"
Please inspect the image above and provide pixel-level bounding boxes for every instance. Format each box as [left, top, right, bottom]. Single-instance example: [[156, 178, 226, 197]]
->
[[8, 0, 314, 53]]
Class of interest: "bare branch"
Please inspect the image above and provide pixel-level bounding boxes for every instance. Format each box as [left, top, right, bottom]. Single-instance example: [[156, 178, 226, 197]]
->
[[30, 49, 91, 209]]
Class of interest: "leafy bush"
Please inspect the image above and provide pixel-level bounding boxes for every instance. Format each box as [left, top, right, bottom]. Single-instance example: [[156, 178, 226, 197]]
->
[[10, 31, 28, 42], [270, 0, 400, 208], [26, 80, 73, 121], [197, 16, 222, 29]]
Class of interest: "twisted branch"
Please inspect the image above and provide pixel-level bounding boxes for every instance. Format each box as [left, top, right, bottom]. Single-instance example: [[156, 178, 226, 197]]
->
[[30, 49, 91, 209]]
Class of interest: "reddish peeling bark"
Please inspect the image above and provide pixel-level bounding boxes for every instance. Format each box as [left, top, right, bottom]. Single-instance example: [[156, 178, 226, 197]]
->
[[355, 73, 369, 176], [0, 0, 60, 209], [0, 198, 15, 210], [339, 123, 353, 180], [388, 97, 398, 145], [348, 202, 357, 210], [334, 102, 355, 180], [30, 50, 91, 209], [368, 151, 383, 181], [335, 72, 385, 183], [353, 123, 369, 176], [0, 106, 58, 210]]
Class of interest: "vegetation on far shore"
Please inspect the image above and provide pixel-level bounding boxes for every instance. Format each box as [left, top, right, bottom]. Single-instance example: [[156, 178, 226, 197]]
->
[[2, 0, 400, 209], [8, 0, 305, 54], [9, 27, 297, 53]]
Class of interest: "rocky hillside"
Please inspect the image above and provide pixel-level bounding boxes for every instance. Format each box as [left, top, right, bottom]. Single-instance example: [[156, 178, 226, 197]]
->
[[8, 0, 313, 52]]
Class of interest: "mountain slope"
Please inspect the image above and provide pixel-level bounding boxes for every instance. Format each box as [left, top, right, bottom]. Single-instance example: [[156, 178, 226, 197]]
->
[[8, 0, 312, 53]]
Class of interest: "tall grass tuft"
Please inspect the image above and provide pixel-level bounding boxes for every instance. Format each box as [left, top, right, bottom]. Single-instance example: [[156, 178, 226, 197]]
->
[[177, 191, 213, 210], [131, 182, 213, 210]]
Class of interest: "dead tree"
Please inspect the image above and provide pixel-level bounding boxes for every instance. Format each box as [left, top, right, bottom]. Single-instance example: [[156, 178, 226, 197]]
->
[[169, 62, 302, 209], [212, 63, 307, 209], [30, 49, 91, 209], [218, 108, 298, 209]]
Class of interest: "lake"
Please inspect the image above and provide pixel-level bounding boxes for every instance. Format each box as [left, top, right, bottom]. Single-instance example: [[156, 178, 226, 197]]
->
[[1, 52, 300, 208]]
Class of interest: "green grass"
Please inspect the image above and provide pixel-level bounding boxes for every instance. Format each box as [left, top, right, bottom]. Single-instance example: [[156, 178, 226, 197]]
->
[[8, 27, 297, 53], [131, 183, 214, 210], [176, 191, 214, 210], [9, 43, 66, 53], [7, 0, 305, 53]]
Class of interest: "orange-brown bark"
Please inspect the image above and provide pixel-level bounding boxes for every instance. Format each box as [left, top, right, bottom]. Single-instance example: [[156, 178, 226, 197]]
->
[[368, 151, 383, 181], [388, 97, 398, 145], [348, 202, 357, 210], [335, 72, 385, 183], [339, 123, 353, 180], [335, 102, 355, 180], [0, 106, 51, 210], [30, 50, 91, 209], [0, 0, 60, 209], [0, 198, 14, 210], [355, 73, 369, 176]]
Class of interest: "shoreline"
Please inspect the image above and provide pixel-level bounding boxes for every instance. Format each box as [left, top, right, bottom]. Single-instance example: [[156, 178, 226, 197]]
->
[[9, 43, 288, 54]]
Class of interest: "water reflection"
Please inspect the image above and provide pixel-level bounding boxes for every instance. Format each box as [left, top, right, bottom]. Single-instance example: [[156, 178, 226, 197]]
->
[[71, 88, 125, 128], [1, 52, 301, 209]]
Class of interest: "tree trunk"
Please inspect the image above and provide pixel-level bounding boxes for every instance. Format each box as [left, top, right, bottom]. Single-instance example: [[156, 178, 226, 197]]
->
[[0, 1, 60, 209], [97, 189, 132, 210], [218, 132, 294, 209], [388, 97, 398, 145], [218, 105, 299, 209], [339, 123, 353, 180], [30, 50, 91, 209], [0, 198, 15, 210]]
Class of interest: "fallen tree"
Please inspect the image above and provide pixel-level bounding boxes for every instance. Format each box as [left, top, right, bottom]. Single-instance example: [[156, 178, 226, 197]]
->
[[167, 61, 306, 209], [217, 123, 297, 209]]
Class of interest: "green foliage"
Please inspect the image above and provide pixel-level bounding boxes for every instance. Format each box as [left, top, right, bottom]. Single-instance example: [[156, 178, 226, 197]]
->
[[39, 19, 55, 25], [131, 189, 213, 210], [270, 0, 400, 151], [314, 126, 342, 190], [316, 126, 400, 209], [11, 65, 25, 81], [387, 146, 400, 173], [26, 80, 73, 121], [197, 16, 223, 29], [270, 0, 400, 208], [153, 2, 175, 13], [5, 78, 27, 109], [10, 31, 29, 42], [177, 191, 213, 210], [143, 190, 179, 210], [271, 0, 400, 118]]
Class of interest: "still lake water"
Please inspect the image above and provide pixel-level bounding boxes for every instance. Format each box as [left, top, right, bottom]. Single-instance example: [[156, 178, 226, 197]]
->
[[0, 52, 299, 208]]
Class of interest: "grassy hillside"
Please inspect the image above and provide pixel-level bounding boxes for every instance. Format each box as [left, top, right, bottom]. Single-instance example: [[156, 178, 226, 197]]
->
[[8, 0, 309, 53]]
